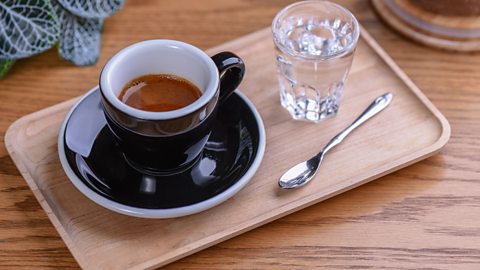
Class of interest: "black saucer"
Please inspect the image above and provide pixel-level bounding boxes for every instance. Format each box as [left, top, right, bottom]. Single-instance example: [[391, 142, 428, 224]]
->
[[59, 88, 265, 217]]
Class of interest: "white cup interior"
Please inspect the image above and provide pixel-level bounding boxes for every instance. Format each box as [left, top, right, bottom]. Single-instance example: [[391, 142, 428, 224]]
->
[[100, 40, 219, 120]]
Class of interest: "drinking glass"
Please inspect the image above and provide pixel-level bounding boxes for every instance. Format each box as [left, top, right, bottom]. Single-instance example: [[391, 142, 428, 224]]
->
[[272, 1, 360, 122]]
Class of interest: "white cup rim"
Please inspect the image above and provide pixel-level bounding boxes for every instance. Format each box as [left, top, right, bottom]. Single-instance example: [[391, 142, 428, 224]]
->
[[99, 40, 219, 120]]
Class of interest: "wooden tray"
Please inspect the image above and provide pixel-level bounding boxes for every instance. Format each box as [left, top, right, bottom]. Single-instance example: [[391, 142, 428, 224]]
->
[[5, 27, 450, 270]]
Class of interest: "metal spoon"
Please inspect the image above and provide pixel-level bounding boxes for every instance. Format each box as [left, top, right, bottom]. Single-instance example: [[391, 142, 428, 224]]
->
[[279, 92, 393, 189]]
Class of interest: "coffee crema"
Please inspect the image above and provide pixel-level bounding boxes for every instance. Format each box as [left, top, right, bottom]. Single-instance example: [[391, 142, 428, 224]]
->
[[118, 74, 202, 112]]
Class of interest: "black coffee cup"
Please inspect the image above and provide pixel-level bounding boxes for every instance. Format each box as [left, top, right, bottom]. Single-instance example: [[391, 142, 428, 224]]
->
[[99, 40, 245, 174]]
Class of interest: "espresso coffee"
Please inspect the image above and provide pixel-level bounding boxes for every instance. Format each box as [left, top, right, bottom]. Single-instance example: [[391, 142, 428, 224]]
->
[[118, 74, 202, 112]]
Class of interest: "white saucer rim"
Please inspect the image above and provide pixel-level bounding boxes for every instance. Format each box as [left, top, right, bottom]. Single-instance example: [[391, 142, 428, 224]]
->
[[57, 86, 266, 219]]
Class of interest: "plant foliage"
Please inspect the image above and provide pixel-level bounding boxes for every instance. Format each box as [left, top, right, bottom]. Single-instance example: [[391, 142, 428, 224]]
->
[[0, 59, 15, 79], [0, 0, 124, 78], [0, 0, 59, 59], [53, 0, 103, 65], [58, 0, 124, 19]]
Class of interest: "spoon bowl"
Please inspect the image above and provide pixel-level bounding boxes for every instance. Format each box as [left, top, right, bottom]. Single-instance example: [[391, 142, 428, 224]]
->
[[279, 155, 322, 189]]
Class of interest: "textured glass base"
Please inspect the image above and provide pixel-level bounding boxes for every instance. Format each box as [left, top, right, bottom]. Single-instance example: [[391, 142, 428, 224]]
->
[[279, 82, 343, 123]]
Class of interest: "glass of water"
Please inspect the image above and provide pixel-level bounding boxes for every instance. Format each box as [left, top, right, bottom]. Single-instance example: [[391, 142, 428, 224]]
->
[[272, 1, 360, 122]]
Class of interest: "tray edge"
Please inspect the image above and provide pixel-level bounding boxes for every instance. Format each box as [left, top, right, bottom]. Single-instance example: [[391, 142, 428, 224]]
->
[[4, 98, 91, 270], [360, 25, 451, 151]]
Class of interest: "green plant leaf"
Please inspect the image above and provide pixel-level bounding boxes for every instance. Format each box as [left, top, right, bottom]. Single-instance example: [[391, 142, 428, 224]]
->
[[57, 0, 124, 19], [53, 0, 102, 66], [0, 59, 15, 79], [0, 0, 59, 59]]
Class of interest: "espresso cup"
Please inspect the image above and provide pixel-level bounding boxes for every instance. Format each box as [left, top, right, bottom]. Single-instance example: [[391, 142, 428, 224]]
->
[[99, 40, 245, 174]]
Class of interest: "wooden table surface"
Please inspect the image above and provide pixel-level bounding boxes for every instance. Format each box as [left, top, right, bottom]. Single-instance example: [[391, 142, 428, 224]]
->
[[0, 0, 479, 269]]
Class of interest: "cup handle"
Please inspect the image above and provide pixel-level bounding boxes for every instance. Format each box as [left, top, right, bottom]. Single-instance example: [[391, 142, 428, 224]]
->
[[211, 52, 245, 104]]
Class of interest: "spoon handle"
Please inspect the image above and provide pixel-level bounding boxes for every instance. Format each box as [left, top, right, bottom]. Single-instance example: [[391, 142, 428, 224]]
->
[[320, 92, 393, 155]]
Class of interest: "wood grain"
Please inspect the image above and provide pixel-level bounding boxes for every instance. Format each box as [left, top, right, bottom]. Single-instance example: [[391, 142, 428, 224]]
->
[[0, 0, 479, 269]]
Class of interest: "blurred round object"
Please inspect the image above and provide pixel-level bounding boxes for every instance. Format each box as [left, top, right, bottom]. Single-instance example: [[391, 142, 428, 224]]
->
[[372, 0, 480, 51], [412, 0, 480, 17]]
